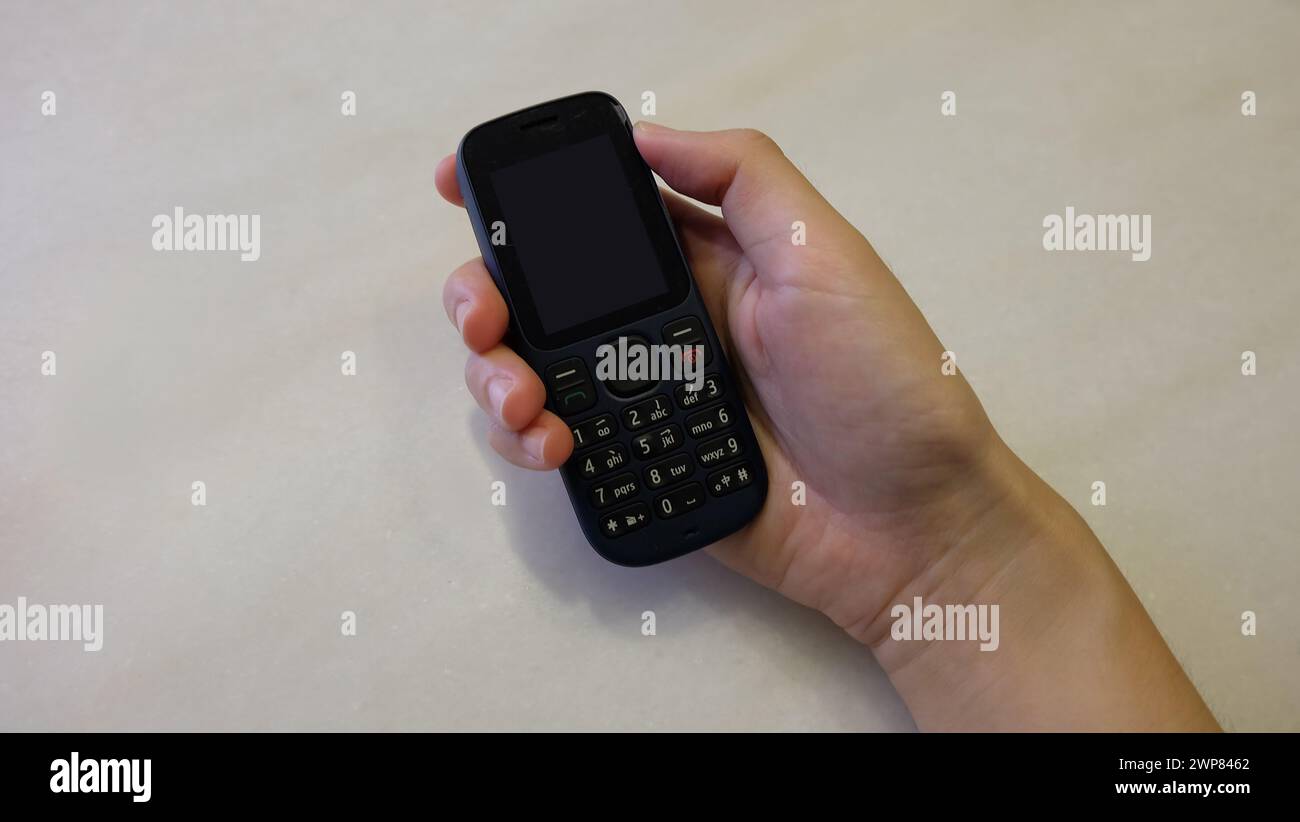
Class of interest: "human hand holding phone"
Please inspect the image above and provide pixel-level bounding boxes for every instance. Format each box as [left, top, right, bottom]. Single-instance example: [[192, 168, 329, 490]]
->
[[435, 120, 1218, 731]]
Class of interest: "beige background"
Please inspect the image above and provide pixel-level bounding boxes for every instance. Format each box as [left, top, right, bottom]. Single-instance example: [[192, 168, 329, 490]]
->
[[1, 1, 1296, 730]]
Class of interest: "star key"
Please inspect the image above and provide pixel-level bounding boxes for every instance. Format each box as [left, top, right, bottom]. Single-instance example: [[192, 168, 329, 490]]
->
[[600, 502, 651, 539]]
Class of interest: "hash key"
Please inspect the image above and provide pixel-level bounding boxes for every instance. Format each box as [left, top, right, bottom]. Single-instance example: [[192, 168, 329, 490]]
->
[[707, 463, 755, 497]]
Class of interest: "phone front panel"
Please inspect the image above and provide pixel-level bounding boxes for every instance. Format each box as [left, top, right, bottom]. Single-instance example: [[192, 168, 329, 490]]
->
[[458, 92, 767, 565]]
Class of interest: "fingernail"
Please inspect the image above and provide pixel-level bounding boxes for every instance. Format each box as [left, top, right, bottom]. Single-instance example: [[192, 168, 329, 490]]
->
[[455, 301, 471, 333], [634, 120, 668, 133], [486, 377, 512, 417], [521, 428, 547, 463]]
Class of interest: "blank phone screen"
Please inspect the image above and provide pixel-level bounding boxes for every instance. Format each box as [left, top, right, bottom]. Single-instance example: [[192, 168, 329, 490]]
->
[[490, 135, 670, 336]]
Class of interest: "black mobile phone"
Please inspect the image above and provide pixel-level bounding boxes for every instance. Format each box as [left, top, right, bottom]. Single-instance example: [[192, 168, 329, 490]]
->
[[456, 91, 768, 566]]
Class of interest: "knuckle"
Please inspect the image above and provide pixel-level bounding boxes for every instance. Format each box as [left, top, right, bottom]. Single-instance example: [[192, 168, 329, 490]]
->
[[734, 128, 778, 152]]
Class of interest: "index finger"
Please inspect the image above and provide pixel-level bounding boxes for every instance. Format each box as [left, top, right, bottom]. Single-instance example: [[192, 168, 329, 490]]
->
[[435, 154, 465, 207]]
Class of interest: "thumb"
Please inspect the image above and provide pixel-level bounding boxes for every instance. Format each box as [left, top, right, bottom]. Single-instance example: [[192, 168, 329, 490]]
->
[[632, 122, 845, 257]]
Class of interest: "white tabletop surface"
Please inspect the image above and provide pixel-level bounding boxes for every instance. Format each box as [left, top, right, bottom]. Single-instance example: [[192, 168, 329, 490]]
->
[[2, 0, 1297, 730]]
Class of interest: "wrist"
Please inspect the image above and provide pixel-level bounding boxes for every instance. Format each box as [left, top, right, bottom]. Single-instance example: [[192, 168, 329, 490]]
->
[[859, 437, 1092, 657], [836, 437, 1218, 730], [828, 434, 1070, 650]]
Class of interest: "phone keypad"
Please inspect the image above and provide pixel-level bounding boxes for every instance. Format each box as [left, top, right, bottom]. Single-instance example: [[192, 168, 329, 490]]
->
[[556, 315, 757, 541]]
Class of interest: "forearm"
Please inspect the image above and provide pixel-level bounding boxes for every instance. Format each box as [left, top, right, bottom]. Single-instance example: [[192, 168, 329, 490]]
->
[[863, 442, 1220, 731]]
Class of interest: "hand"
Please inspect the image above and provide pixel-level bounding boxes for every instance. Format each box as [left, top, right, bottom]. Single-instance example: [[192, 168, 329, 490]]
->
[[436, 122, 995, 622], [435, 122, 1218, 730]]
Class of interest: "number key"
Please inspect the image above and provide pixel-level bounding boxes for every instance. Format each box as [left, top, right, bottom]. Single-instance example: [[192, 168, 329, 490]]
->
[[644, 452, 694, 490], [632, 424, 684, 460], [589, 473, 640, 509], [654, 482, 706, 519], [696, 433, 743, 467], [685, 403, 733, 438], [674, 374, 722, 410], [577, 444, 629, 479], [621, 394, 672, 432], [571, 414, 616, 448]]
